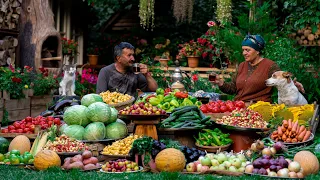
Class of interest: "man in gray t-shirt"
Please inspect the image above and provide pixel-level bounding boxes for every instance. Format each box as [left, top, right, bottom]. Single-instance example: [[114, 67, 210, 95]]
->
[[96, 42, 158, 97]]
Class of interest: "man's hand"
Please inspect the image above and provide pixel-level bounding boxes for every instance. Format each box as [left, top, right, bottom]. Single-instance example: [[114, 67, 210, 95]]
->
[[139, 63, 149, 75], [293, 78, 305, 93]]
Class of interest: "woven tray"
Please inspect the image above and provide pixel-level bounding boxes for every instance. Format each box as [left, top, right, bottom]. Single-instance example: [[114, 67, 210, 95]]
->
[[108, 96, 135, 111], [195, 143, 231, 153]]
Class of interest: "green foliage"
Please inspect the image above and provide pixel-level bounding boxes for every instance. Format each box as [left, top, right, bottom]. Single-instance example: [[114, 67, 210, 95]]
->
[[283, 0, 320, 31], [264, 36, 320, 103]]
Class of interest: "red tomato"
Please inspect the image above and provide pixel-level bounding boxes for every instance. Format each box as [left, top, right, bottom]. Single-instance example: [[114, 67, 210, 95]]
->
[[30, 125, 35, 131], [235, 101, 245, 108], [212, 107, 220, 113], [9, 130, 17, 133], [25, 116, 33, 122], [20, 119, 26, 124], [226, 104, 235, 112], [41, 124, 48, 130], [1, 129, 9, 133], [47, 116, 54, 121], [20, 124, 26, 129], [48, 121, 53, 127], [13, 122, 20, 129], [200, 105, 208, 113], [16, 129, 24, 133], [24, 128, 31, 133], [8, 125, 15, 130], [53, 118, 61, 125], [220, 106, 228, 113], [33, 120, 39, 125]]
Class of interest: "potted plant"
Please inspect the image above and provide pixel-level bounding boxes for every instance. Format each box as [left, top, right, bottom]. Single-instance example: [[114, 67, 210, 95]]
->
[[62, 38, 78, 57], [158, 53, 170, 66], [177, 40, 202, 68], [87, 47, 100, 65]]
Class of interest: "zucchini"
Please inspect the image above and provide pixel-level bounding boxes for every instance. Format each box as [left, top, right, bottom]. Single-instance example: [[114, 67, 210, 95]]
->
[[171, 106, 198, 117], [179, 111, 199, 118], [161, 115, 177, 124], [200, 116, 211, 123]]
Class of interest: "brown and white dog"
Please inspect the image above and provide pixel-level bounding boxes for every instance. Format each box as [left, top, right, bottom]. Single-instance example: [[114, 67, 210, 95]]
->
[[265, 71, 307, 106]]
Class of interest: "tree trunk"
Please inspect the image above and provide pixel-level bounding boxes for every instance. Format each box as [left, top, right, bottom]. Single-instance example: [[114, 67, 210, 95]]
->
[[19, 0, 61, 71]]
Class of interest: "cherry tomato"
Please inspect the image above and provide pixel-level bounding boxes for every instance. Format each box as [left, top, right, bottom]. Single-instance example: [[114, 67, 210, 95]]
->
[[200, 105, 208, 113], [13, 122, 20, 129], [16, 129, 24, 133], [24, 128, 31, 133], [220, 106, 228, 113], [8, 125, 15, 130], [47, 116, 54, 121], [20, 124, 26, 129], [53, 118, 61, 125], [212, 107, 220, 113], [1, 129, 9, 133], [25, 116, 33, 122]]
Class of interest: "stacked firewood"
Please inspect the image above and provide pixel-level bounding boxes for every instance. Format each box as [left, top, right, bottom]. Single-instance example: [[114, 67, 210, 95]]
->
[[0, 36, 18, 66], [288, 24, 320, 46], [0, 0, 21, 30]]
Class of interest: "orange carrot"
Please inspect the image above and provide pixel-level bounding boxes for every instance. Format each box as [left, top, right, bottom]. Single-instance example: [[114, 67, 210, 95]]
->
[[275, 138, 279, 141], [278, 127, 283, 136], [291, 134, 296, 138], [282, 134, 287, 141], [298, 129, 307, 141], [298, 125, 305, 134], [303, 131, 311, 142], [272, 131, 278, 136], [292, 121, 298, 133], [282, 120, 288, 128], [286, 138, 292, 143], [271, 134, 277, 140], [285, 129, 289, 136], [281, 125, 286, 132], [292, 138, 298, 143], [288, 119, 292, 131]]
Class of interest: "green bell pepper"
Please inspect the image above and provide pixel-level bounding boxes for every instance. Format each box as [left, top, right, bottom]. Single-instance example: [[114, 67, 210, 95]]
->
[[157, 104, 163, 109], [170, 99, 179, 107], [181, 98, 193, 106], [166, 106, 175, 112], [195, 101, 202, 107], [163, 95, 173, 102], [156, 88, 165, 95], [189, 96, 198, 104], [157, 94, 164, 102], [149, 97, 161, 106], [162, 102, 171, 110]]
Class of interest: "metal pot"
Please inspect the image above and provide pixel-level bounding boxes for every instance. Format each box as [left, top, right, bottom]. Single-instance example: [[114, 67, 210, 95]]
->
[[171, 67, 190, 82]]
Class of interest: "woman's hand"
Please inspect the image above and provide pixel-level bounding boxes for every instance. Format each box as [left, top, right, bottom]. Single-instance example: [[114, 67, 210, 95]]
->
[[293, 78, 305, 93], [210, 73, 224, 87]]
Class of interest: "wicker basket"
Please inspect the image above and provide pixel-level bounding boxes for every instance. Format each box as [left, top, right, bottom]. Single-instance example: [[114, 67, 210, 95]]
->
[[108, 96, 135, 111], [195, 143, 231, 153]]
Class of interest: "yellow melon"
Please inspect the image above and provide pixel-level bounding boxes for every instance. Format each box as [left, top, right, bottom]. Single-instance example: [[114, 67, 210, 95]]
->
[[9, 135, 31, 154], [294, 151, 319, 176], [155, 148, 186, 172], [34, 150, 61, 170]]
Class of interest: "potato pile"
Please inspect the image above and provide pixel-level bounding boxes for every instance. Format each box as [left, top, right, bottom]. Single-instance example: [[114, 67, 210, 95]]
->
[[62, 150, 101, 170], [270, 119, 312, 143], [101, 134, 141, 155], [99, 90, 132, 104]]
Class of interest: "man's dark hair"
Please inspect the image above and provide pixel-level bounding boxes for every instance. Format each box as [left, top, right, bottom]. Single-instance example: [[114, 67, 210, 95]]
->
[[114, 42, 135, 60]]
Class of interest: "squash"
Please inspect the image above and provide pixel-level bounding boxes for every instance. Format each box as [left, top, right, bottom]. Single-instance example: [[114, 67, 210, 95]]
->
[[34, 150, 61, 170], [8, 135, 31, 154], [155, 148, 186, 172], [294, 151, 319, 176]]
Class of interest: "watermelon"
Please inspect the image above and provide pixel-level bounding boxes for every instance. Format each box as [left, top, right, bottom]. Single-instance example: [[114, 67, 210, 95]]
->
[[0, 137, 9, 154], [81, 93, 103, 107]]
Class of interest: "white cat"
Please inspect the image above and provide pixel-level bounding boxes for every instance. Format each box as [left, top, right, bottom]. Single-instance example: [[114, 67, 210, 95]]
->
[[59, 64, 76, 96]]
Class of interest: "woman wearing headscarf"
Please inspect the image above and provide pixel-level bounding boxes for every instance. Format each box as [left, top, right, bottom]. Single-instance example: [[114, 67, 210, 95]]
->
[[211, 34, 303, 103]]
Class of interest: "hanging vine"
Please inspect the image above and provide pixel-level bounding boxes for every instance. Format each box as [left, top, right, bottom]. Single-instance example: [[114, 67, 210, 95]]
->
[[139, 0, 155, 30], [173, 0, 194, 23], [216, 0, 232, 25]]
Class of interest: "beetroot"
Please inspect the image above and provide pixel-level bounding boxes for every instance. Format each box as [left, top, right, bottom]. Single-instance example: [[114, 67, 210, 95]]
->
[[258, 168, 267, 175], [278, 158, 288, 168]]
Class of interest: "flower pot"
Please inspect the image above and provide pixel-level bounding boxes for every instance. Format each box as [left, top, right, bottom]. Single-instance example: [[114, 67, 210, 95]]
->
[[23, 89, 34, 98], [88, 55, 99, 65], [159, 58, 169, 66], [187, 56, 200, 68]]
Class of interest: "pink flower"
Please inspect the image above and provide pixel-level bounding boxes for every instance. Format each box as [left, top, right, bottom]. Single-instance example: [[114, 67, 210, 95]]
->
[[140, 39, 147, 45], [207, 21, 216, 27], [202, 52, 208, 59]]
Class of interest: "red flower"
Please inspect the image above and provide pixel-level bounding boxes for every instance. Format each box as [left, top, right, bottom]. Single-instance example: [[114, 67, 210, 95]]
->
[[192, 74, 198, 81], [11, 77, 22, 83], [202, 52, 208, 59], [207, 21, 216, 27]]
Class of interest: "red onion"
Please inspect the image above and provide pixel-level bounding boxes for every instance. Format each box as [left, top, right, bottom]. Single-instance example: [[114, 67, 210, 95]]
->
[[273, 142, 286, 152]]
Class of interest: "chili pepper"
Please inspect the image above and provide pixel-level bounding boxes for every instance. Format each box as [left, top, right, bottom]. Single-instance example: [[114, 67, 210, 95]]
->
[[174, 92, 188, 99]]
